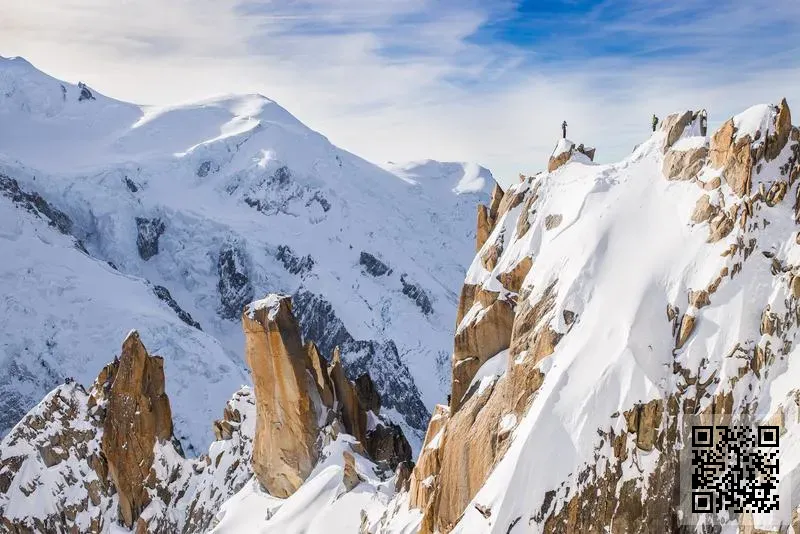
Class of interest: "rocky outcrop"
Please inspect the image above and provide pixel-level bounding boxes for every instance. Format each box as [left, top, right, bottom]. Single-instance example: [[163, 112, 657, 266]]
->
[[476, 183, 505, 251], [101, 331, 174, 529], [355, 373, 381, 414], [766, 98, 792, 161], [709, 101, 792, 196], [0, 332, 191, 533], [400, 274, 434, 315], [709, 118, 754, 196], [243, 295, 322, 498], [0, 174, 74, 236], [476, 204, 492, 251], [548, 141, 596, 172], [243, 294, 412, 497], [330, 347, 369, 445], [306, 342, 335, 409], [661, 110, 695, 151], [662, 144, 708, 181], [135, 217, 166, 261], [217, 240, 254, 320], [451, 290, 515, 411], [292, 289, 430, 434], [360, 251, 392, 276], [390, 100, 800, 534], [275, 244, 315, 276], [409, 404, 450, 510], [497, 256, 533, 294], [1, 294, 411, 533], [152, 284, 202, 330], [365, 422, 412, 471]]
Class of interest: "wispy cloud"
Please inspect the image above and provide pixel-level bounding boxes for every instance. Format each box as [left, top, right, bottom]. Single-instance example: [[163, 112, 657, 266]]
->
[[2, 0, 800, 183]]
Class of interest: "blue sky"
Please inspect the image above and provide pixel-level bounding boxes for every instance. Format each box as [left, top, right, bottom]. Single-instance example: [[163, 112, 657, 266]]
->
[[2, 0, 800, 184]]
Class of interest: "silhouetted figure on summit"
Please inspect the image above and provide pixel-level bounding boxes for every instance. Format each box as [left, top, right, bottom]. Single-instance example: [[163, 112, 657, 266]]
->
[[561, 120, 567, 139], [652, 114, 659, 132]]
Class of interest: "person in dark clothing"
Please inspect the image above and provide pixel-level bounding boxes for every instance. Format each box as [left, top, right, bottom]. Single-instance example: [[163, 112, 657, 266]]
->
[[652, 114, 659, 132], [561, 120, 567, 139]]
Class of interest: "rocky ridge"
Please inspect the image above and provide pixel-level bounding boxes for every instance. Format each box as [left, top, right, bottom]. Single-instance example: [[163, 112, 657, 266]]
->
[[371, 100, 800, 533], [0, 294, 411, 533]]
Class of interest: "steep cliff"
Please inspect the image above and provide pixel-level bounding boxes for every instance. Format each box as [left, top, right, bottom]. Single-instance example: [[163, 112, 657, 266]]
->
[[375, 100, 800, 533], [0, 293, 412, 532]]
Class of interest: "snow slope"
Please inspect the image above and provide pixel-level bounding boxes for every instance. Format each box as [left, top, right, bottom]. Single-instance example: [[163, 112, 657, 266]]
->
[[0, 56, 492, 453], [453, 105, 800, 533]]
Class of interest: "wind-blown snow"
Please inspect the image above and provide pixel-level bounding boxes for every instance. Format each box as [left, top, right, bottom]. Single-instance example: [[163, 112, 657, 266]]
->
[[670, 135, 708, 151], [733, 103, 773, 142], [245, 294, 287, 320], [550, 138, 574, 158], [210, 433, 395, 534]]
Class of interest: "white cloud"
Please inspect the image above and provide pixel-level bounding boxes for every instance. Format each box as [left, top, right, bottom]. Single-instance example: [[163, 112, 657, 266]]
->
[[1, 0, 799, 186]]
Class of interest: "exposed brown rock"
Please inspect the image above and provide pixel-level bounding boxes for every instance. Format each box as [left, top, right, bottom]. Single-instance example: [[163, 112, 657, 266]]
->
[[548, 142, 596, 172], [515, 193, 536, 239], [662, 146, 708, 181], [481, 242, 502, 271], [365, 423, 412, 470], [761, 306, 778, 336], [690, 194, 715, 224], [703, 176, 721, 190], [675, 314, 696, 349], [341, 451, 361, 492], [451, 292, 515, 411], [544, 214, 563, 229], [765, 98, 792, 161], [455, 284, 478, 327], [419, 338, 547, 533], [710, 118, 753, 196], [765, 181, 788, 207], [243, 296, 321, 498], [305, 342, 335, 409], [476, 204, 491, 251], [509, 282, 560, 363], [102, 331, 174, 529], [409, 404, 450, 510], [494, 186, 526, 222], [792, 275, 800, 299], [707, 211, 735, 242], [329, 348, 368, 445], [623, 399, 664, 452], [488, 183, 504, 220], [688, 289, 710, 309], [476, 183, 506, 251], [497, 256, 533, 294], [395, 461, 414, 492], [548, 150, 571, 173], [662, 110, 695, 151], [212, 419, 234, 441]]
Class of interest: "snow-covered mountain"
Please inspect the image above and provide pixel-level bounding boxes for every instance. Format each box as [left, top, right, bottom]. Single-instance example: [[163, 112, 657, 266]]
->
[[8, 56, 800, 534], [0, 56, 493, 453]]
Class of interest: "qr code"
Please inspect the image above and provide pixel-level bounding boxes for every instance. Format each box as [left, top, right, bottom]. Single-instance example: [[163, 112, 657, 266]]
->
[[690, 425, 779, 514]]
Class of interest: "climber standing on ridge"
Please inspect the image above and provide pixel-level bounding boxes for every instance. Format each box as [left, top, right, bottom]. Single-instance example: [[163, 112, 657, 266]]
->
[[700, 109, 708, 136], [652, 114, 659, 132], [561, 120, 567, 139]]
